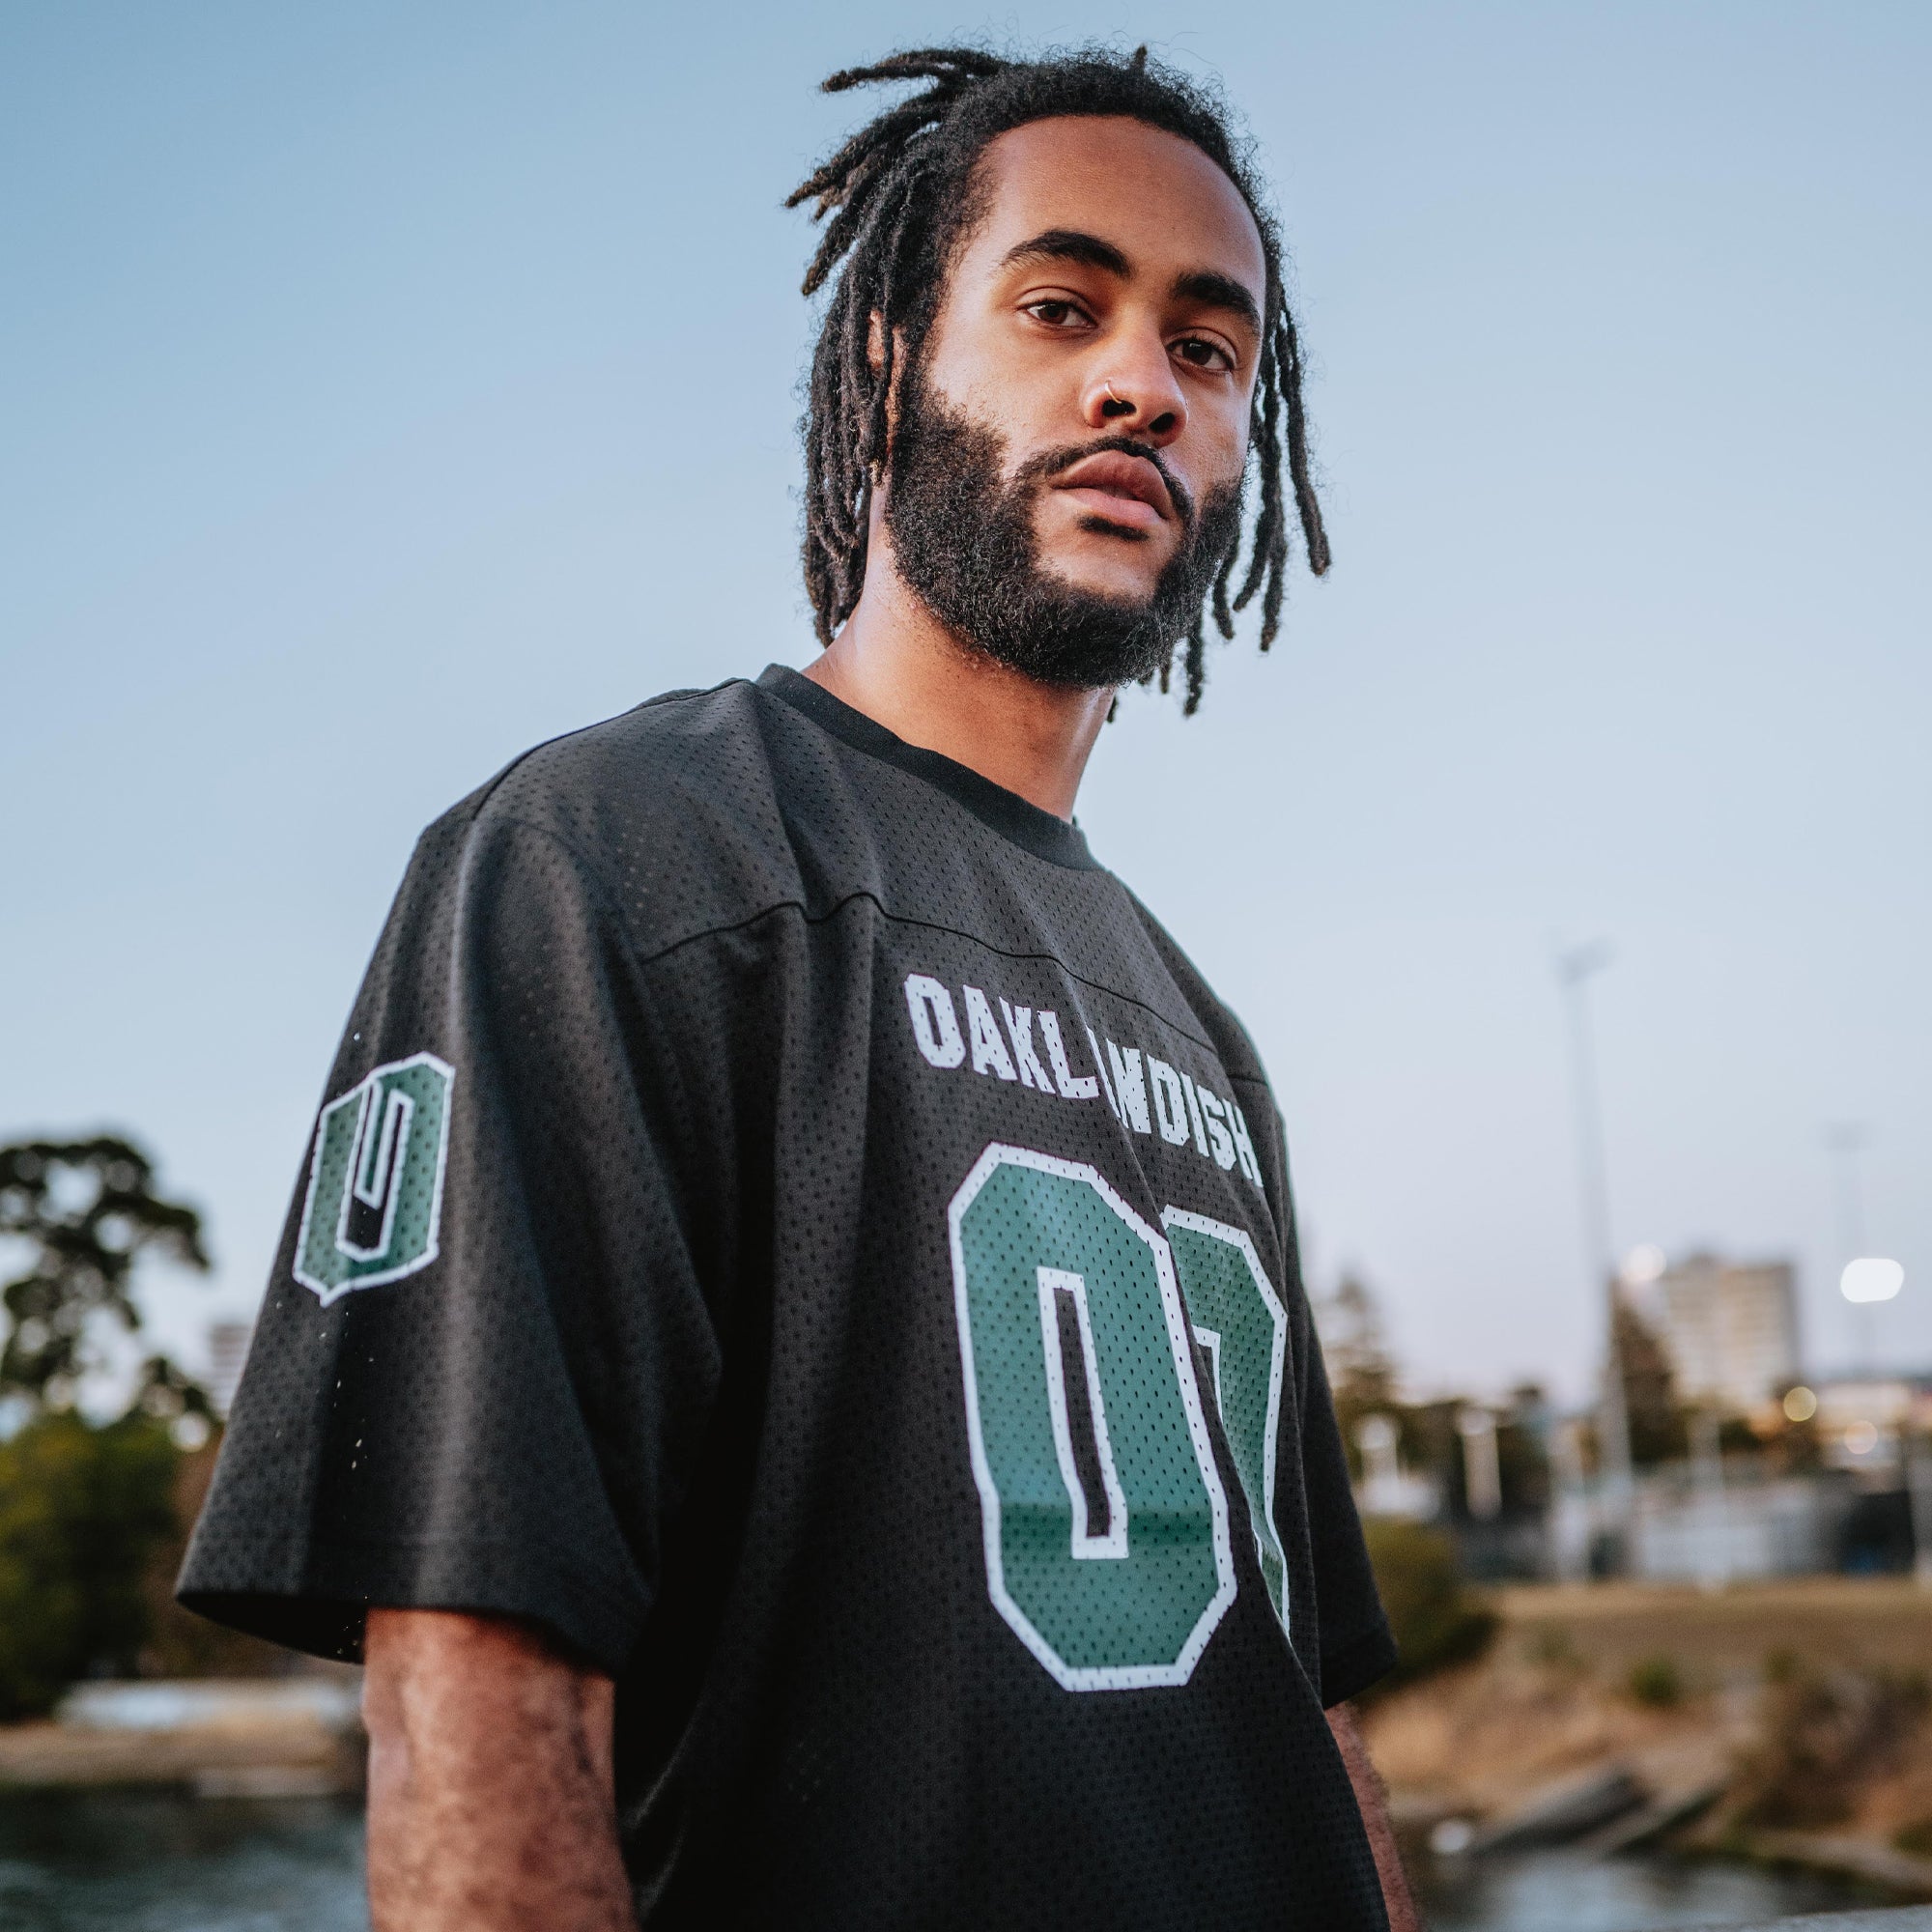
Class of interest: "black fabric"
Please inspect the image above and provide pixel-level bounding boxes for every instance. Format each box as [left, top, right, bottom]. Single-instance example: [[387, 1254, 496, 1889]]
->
[[760, 667, 1101, 870], [181, 668, 1394, 1930]]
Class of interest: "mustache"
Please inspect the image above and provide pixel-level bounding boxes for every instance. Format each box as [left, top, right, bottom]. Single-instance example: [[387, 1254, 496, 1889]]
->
[[1010, 435, 1196, 530]]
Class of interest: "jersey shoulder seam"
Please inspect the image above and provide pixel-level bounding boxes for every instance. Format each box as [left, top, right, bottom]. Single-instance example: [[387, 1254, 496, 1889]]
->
[[460, 826, 1255, 1070], [452, 679, 753, 828], [635, 888, 1227, 1055]]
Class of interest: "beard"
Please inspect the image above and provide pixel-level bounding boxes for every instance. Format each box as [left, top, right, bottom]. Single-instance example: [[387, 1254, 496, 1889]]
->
[[880, 370, 1243, 690]]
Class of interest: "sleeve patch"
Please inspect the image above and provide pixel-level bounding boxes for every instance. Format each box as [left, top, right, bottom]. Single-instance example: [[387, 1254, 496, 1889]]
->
[[293, 1052, 455, 1303]]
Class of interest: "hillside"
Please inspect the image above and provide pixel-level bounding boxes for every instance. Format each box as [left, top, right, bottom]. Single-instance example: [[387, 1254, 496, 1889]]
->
[[1361, 1578, 1932, 1899]]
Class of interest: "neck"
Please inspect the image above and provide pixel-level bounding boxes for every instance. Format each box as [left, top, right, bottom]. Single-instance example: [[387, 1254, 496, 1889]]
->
[[802, 535, 1113, 824]]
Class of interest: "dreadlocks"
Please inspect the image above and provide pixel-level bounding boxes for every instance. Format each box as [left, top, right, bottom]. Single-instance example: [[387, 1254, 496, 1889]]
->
[[786, 45, 1330, 714]]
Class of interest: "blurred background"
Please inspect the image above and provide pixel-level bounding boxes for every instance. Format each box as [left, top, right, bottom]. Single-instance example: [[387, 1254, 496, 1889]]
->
[[3, 3, 1927, 1926]]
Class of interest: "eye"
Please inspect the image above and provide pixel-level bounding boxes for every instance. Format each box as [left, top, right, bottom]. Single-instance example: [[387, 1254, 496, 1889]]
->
[[1021, 298, 1093, 328], [1173, 335, 1235, 373]]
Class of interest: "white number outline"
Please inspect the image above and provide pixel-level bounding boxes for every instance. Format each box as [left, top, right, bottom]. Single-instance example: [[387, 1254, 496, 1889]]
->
[[1162, 1206, 1292, 1637], [1036, 1267, 1129, 1561], [949, 1143, 1236, 1691]]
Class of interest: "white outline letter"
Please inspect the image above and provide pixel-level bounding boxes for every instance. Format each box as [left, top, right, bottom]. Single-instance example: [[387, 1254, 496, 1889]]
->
[[904, 974, 966, 1068]]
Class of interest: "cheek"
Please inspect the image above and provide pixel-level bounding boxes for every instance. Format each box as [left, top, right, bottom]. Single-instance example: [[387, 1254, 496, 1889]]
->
[[1199, 397, 1252, 484], [921, 315, 1076, 450], [1176, 442, 1248, 526], [919, 309, 1014, 416]]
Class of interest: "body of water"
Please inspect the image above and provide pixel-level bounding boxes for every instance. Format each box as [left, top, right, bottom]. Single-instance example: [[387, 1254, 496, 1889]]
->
[[0, 1792, 367, 1932], [0, 1792, 1887, 1929], [1416, 1843, 1880, 1929]]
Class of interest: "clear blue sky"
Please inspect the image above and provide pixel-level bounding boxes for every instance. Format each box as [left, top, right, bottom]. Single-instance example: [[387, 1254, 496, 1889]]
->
[[5, 2, 1928, 1403]]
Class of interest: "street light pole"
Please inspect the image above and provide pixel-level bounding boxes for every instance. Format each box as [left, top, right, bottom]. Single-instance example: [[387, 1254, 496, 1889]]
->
[[1824, 1123, 1873, 1373], [1556, 939, 1634, 1562], [1823, 1127, 1920, 1577]]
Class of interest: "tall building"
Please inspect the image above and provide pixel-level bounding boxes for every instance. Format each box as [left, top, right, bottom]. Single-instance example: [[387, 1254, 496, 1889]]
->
[[206, 1319, 254, 1418], [1651, 1253, 1799, 1412]]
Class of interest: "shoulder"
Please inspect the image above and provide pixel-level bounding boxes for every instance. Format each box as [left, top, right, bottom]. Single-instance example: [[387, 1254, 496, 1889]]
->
[[1113, 883, 1270, 1091], [412, 678, 816, 957], [466, 678, 774, 825]]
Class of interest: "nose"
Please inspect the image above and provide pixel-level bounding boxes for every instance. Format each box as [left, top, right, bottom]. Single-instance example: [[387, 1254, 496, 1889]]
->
[[1081, 340, 1187, 448]]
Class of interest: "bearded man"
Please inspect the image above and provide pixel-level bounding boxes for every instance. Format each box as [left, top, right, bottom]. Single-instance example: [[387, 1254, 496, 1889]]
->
[[181, 45, 1419, 1932]]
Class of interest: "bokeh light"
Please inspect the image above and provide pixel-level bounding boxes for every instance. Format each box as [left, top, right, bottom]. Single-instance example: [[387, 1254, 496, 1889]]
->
[[1839, 1258, 1905, 1304]]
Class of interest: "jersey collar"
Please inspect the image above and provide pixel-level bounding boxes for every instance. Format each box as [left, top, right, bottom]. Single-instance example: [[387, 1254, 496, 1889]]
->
[[756, 665, 1101, 872]]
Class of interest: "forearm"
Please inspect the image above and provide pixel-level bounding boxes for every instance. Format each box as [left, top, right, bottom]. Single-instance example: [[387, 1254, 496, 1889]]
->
[[1326, 1701, 1421, 1932], [364, 1609, 635, 1932]]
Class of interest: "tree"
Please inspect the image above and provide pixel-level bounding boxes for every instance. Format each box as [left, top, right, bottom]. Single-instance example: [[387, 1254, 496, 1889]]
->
[[0, 1136, 211, 1413], [1613, 1294, 1687, 1465], [1320, 1273, 1407, 1477], [1358, 1517, 1495, 1693], [1320, 1273, 1398, 1403], [0, 1410, 180, 1716]]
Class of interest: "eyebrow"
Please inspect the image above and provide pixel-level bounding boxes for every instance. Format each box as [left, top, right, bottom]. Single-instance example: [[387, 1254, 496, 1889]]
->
[[998, 229, 1263, 333], [999, 228, 1132, 277], [1171, 269, 1262, 333]]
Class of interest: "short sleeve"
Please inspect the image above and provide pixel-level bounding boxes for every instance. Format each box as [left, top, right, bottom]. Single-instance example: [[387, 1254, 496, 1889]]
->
[[1263, 1106, 1396, 1708], [178, 807, 725, 1676], [1297, 1321, 1399, 1705]]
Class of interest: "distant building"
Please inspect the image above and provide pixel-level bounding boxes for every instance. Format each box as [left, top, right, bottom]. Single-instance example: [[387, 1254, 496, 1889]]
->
[[1814, 1378, 1929, 1474], [1651, 1253, 1799, 1413], [1630, 1470, 1848, 1582], [206, 1320, 254, 1418], [1351, 1413, 1439, 1521]]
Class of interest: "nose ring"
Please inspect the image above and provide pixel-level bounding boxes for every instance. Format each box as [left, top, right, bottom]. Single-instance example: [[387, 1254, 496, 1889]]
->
[[1104, 381, 1123, 406]]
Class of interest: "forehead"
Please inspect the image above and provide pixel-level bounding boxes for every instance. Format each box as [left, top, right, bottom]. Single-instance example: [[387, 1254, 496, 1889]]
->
[[960, 115, 1265, 298]]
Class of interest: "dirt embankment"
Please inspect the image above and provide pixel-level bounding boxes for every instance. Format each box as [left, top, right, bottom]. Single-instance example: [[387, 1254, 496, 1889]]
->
[[1360, 1578, 1932, 1896]]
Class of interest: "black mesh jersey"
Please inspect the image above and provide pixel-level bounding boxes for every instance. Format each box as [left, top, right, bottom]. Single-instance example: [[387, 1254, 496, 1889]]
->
[[180, 665, 1396, 1929]]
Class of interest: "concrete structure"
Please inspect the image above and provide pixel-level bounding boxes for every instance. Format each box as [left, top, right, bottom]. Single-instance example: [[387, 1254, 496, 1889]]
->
[[1735, 1914, 1932, 1929], [1629, 1472, 1845, 1584], [1652, 1252, 1800, 1412], [1352, 1413, 1438, 1520], [1548, 1463, 1856, 1584], [1457, 1407, 1502, 1520]]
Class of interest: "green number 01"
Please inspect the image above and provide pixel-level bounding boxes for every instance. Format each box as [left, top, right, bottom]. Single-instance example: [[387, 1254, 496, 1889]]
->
[[949, 1144, 1290, 1691]]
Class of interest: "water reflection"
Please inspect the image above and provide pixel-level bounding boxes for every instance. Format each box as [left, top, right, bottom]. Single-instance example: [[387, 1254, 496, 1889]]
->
[[0, 1793, 1893, 1930], [0, 1791, 367, 1932], [1418, 1843, 1881, 1930]]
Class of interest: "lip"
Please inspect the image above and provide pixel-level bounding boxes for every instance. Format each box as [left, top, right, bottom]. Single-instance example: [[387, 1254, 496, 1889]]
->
[[1050, 450, 1175, 526]]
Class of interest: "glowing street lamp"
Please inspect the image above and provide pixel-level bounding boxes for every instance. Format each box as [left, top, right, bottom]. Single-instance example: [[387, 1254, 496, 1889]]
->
[[1839, 1255, 1903, 1382], [1840, 1258, 1905, 1305]]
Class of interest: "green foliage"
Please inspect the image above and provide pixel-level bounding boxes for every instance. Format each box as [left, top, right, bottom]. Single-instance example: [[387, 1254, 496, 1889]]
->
[[1360, 1516, 1495, 1694], [1325, 1278, 1553, 1519], [1894, 1817, 1932, 1858], [138, 1435, 287, 1680], [0, 1136, 210, 1408], [0, 1411, 182, 1718], [1628, 1654, 1683, 1708], [1612, 1296, 1688, 1465], [1324, 1274, 1403, 1481]]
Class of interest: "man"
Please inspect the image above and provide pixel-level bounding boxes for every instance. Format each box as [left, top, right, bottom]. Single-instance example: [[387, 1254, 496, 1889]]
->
[[181, 45, 1419, 1931]]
